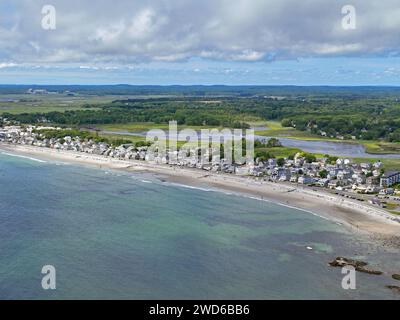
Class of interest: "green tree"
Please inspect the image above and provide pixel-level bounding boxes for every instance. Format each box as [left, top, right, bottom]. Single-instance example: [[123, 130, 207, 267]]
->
[[266, 138, 282, 148], [319, 169, 328, 179], [304, 153, 317, 163]]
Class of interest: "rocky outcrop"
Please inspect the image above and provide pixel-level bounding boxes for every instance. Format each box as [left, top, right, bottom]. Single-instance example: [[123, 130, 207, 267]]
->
[[392, 274, 400, 281], [329, 257, 383, 275], [386, 285, 400, 293]]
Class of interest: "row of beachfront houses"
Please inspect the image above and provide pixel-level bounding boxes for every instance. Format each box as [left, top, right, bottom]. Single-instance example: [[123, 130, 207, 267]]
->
[[1, 126, 399, 194]]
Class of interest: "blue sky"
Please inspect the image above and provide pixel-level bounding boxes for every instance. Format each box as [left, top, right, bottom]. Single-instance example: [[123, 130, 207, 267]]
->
[[1, 57, 400, 86], [0, 1, 399, 85]]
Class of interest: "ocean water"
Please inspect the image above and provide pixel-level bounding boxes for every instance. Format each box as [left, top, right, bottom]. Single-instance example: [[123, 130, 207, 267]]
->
[[0, 152, 399, 300]]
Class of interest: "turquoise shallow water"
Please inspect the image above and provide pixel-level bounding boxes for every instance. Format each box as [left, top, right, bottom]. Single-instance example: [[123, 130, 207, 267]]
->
[[0, 152, 399, 299]]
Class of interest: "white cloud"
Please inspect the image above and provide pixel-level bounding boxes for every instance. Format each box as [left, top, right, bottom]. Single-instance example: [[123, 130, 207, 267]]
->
[[0, 62, 18, 69], [313, 44, 363, 55], [230, 50, 266, 61]]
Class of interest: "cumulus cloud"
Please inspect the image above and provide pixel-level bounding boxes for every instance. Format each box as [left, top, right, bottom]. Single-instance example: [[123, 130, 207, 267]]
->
[[0, 62, 18, 69], [0, 0, 399, 66]]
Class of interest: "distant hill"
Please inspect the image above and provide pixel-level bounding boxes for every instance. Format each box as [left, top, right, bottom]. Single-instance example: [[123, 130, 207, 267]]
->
[[1, 84, 400, 97]]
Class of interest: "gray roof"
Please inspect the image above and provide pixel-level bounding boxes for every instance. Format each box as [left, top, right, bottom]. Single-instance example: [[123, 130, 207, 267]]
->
[[382, 171, 400, 178]]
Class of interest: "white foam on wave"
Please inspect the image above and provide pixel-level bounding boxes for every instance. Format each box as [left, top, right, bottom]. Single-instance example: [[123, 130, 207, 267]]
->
[[244, 194, 332, 222], [162, 179, 334, 223], [1, 152, 47, 163], [163, 182, 214, 193], [54, 161, 70, 166]]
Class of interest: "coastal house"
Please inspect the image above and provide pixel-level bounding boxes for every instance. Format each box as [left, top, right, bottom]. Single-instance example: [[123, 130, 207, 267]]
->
[[251, 166, 265, 177], [356, 175, 367, 185], [351, 173, 366, 184], [294, 155, 304, 166], [235, 166, 251, 175], [298, 176, 314, 185], [290, 168, 301, 176], [360, 163, 372, 170], [366, 176, 380, 186], [344, 159, 352, 165], [366, 185, 380, 194], [328, 180, 339, 189], [268, 158, 277, 167], [373, 161, 383, 169], [380, 171, 400, 187], [222, 164, 235, 174], [327, 169, 338, 179], [379, 188, 394, 196], [372, 169, 381, 177], [337, 170, 352, 180], [355, 185, 368, 193], [336, 158, 344, 167], [316, 179, 329, 187], [310, 162, 321, 169], [278, 173, 291, 181]]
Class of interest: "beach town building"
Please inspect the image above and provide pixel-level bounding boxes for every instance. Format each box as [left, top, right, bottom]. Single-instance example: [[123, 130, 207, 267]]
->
[[298, 176, 314, 185], [380, 171, 400, 187]]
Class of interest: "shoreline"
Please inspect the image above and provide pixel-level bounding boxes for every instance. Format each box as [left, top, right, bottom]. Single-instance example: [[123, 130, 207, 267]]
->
[[1, 142, 400, 242]]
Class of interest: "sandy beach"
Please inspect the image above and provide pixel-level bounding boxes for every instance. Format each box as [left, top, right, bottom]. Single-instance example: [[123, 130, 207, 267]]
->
[[1, 142, 400, 243]]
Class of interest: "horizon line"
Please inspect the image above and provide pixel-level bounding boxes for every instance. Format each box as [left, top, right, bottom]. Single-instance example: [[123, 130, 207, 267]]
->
[[1, 84, 400, 88]]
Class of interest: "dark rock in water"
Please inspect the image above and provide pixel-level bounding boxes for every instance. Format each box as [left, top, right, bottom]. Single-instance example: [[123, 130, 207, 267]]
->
[[328, 257, 383, 275], [386, 285, 400, 293], [362, 269, 383, 276], [329, 257, 367, 268], [392, 274, 400, 281]]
